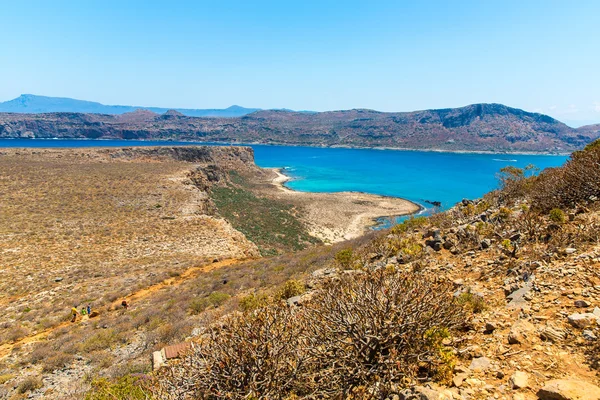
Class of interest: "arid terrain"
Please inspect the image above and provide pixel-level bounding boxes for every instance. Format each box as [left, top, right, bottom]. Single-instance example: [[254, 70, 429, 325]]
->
[[0, 146, 419, 399], [2, 142, 600, 399]]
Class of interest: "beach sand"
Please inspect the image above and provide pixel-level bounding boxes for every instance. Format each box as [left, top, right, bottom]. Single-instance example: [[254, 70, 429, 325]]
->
[[267, 168, 421, 243]]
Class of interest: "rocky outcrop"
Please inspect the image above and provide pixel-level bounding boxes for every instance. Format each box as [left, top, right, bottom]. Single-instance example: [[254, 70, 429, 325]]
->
[[538, 379, 600, 400]]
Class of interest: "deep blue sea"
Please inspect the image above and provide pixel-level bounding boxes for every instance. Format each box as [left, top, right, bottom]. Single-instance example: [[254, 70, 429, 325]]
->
[[0, 139, 569, 224]]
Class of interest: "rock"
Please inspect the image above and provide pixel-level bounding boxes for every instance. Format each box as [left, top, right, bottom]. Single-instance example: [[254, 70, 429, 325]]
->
[[453, 373, 469, 388], [508, 319, 536, 345], [567, 313, 598, 329], [54, 277, 63, 282], [509, 371, 529, 389], [537, 379, 600, 400], [563, 248, 577, 255], [510, 232, 522, 242], [507, 279, 535, 309], [583, 330, 597, 341], [539, 326, 567, 342], [443, 240, 454, 250], [469, 356, 491, 371], [398, 385, 447, 400], [484, 322, 496, 334], [480, 238, 491, 249], [574, 300, 591, 308], [594, 307, 600, 318]]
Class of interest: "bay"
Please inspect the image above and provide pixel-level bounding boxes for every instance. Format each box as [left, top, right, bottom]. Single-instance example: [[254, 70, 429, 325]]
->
[[0, 139, 568, 224]]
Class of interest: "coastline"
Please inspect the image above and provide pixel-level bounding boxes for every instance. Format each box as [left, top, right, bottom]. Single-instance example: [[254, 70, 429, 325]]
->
[[268, 167, 422, 242], [0, 137, 573, 156]]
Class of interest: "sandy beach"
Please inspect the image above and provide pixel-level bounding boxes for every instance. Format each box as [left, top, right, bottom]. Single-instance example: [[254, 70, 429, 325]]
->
[[267, 168, 421, 243]]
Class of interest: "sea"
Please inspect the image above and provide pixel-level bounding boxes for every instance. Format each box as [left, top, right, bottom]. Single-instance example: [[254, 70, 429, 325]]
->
[[0, 139, 569, 227]]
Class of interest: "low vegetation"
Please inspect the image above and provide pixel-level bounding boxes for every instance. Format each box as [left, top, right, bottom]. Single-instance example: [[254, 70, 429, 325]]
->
[[210, 171, 321, 255], [157, 269, 465, 399]]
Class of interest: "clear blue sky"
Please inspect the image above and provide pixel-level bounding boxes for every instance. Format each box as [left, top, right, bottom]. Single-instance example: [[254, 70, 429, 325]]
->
[[1, 0, 598, 125]]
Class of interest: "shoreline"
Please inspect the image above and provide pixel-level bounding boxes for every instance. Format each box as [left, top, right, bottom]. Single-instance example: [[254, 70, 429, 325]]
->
[[0, 137, 573, 156], [268, 167, 422, 241]]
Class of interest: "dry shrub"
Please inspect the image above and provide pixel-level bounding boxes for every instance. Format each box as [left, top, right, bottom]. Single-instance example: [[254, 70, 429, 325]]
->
[[157, 304, 303, 399], [300, 270, 464, 397], [156, 269, 464, 399], [41, 352, 73, 373], [531, 143, 600, 211], [17, 375, 43, 394]]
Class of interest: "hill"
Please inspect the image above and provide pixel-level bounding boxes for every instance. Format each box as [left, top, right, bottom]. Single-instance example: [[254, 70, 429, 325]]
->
[[0, 103, 598, 152], [0, 94, 260, 117], [1, 142, 600, 398]]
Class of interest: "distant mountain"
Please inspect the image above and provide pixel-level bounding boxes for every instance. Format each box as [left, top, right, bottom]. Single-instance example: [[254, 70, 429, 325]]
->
[[577, 123, 600, 138], [1, 103, 599, 153], [0, 94, 260, 117]]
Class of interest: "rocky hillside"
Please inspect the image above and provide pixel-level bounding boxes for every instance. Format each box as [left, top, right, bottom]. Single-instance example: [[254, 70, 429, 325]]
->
[[578, 123, 600, 138], [1, 103, 597, 152], [152, 140, 600, 399]]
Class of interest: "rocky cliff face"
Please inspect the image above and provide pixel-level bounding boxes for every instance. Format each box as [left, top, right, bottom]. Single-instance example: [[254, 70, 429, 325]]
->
[[1, 103, 597, 153]]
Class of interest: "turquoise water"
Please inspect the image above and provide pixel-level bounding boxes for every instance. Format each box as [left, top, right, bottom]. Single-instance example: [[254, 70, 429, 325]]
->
[[0, 139, 569, 219]]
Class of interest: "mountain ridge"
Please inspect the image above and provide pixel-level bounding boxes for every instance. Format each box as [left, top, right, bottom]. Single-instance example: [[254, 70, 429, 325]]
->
[[1, 101, 599, 153], [0, 94, 260, 117]]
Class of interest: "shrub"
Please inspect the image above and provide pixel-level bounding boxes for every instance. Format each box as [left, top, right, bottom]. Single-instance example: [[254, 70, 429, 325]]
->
[[85, 375, 153, 400], [157, 305, 303, 399], [334, 248, 354, 269], [549, 208, 565, 224], [457, 290, 486, 314], [0, 374, 14, 385], [41, 352, 72, 373], [189, 292, 231, 315], [276, 279, 305, 300], [531, 144, 600, 211], [17, 376, 43, 394], [390, 216, 428, 234], [300, 270, 464, 396], [80, 329, 121, 352], [157, 269, 465, 399], [238, 293, 270, 312]]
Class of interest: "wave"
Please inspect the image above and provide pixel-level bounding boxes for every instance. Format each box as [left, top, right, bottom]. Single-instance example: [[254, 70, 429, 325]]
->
[[493, 158, 517, 162]]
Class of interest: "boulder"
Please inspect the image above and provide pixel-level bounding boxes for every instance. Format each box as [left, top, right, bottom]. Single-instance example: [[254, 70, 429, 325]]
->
[[508, 319, 536, 345], [537, 379, 600, 400], [567, 313, 598, 329], [509, 371, 529, 389]]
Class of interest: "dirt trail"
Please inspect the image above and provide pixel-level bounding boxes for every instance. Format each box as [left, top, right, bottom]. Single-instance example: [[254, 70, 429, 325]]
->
[[0, 258, 248, 360]]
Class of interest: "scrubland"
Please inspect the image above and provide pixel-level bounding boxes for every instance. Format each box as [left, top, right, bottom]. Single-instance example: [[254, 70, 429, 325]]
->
[[3, 141, 600, 399]]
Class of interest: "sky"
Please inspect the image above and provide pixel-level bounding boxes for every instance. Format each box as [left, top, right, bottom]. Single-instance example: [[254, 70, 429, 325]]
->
[[0, 0, 599, 126]]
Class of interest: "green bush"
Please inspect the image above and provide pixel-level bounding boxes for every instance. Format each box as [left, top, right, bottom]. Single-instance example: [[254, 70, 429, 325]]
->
[[390, 216, 427, 234], [239, 293, 270, 312], [457, 290, 486, 314], [549, 208, 565, 224], [334, 249, 353, 269], [190, 291, 231, 315], [85, 375, 153, 400], [276, 279, 305, 300]]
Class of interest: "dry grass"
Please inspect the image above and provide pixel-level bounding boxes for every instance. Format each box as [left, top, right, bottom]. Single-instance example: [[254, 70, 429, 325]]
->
[[0, 148, 258, 350]]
